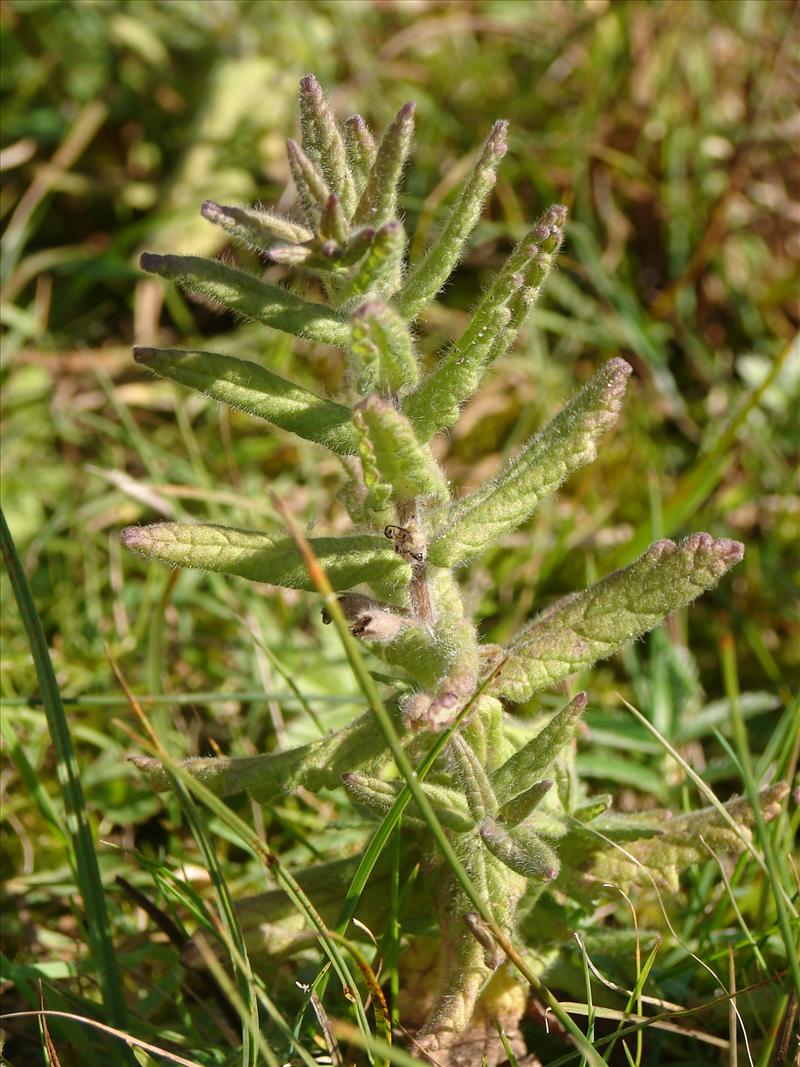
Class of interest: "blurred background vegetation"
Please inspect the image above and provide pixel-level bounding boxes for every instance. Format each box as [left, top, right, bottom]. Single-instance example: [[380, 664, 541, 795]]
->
[[1, 1, 798, 1064]]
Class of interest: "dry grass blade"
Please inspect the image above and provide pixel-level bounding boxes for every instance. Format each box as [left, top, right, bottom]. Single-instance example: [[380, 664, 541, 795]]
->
[[0, 1011, 205, 1067]]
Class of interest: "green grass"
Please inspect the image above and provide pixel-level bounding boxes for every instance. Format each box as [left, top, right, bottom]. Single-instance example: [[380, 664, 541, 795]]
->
[[1, 510, 127, 1045], [1, 1, 798, 1064]]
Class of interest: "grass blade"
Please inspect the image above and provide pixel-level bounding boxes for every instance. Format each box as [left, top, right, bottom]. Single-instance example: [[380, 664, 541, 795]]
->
[[117, 678, 377, 1063], [1, 508, 126, 1028], [720, 636, 800, 1000]]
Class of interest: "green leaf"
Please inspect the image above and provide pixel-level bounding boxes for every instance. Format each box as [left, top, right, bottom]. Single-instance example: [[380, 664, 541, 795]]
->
[[497, 779, 553, 828], [287, 138, 331, 224], [449, 733, 498, 821], [121, 523, 410, 592], [133, 346, 358, 454], [131, 709, 403, 803], [353, 101, 415, 226], [343, 115, 377, 199], [355, 413, 394, 518], [298, 74, 357, 216], [350, 299, 420, 395], [338, 221, 405, 304], [265, 243, 314, 266], [403, 205, 567, 439], [492, 535, 744, 704], [318, 192, 349, 246], [354, 395, 448, 504], [480, 817, 560, 882], [431, 202, 567, 386], [402, 298, 513, 441], [395, 120, 508, 321], [491, 694, 587, 804], [139, 252, 350, 348], [201, 200, 312, 251], [191, 858, 360, 962], [339, 225, 378, 265], [427, 359, 632, 566], [582, 783, 789, 892], [482, 280, 537, 366], [378, 622, 455, 690], [342, 772, 474, 831], [399, 207, 567, 442]]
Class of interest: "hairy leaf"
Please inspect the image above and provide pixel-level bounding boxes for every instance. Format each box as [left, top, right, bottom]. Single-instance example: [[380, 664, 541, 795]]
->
[[121, 523, 410, 591], [353, 101, 415, 226], [450, 733, 498, 821], [343, 114, 377, 198], [492, 535, 744, 703], [130, 709, 403, 803], [482, 280, 538, 367], [427, 359, 632, 566], [577, 783, 789, 892], [480, 817, 560, 882], [201, 200, 312, 251], [402, 299, 513, 441], [319, 193, 349, 246], [298, 73, 357, 216], [287, 137, 331, 223], [134, 346, 358, 454], [139, 252, 350, 348], [184, 857, 384, 964], [263, 243, 312, 266], [491, 694, 587, 803], [354, 395, 448, 504], [379, 621, 456, 690], [342, 772, 474, 831], [350, 299, 420, 395], [400, 209, 566, 442], [395, 120, 508, 321], [338, 221, 405, 303], [497, 779, 553, 828], [439, 203, 566, 376]]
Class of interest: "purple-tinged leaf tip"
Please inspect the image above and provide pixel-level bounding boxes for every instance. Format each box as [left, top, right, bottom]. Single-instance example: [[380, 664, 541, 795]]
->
[[200, 200, 224, 222], [120, 525, 145, 550], [686, 532, 744, 566], [299, 73, 322, 95], [646, 538, 678, 560], [487, 120, 509, 159]]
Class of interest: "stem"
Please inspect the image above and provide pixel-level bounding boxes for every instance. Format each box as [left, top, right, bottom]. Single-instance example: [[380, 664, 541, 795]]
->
[[409, 561, 433, 624], [272, 494, 607, 1067], [397, 501, 433, 624]]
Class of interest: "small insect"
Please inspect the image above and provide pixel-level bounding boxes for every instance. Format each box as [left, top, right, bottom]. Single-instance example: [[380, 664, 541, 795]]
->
[[321, 603, 373, 636], [321, 593, 410, 641], [384, 523, 426, 564]]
